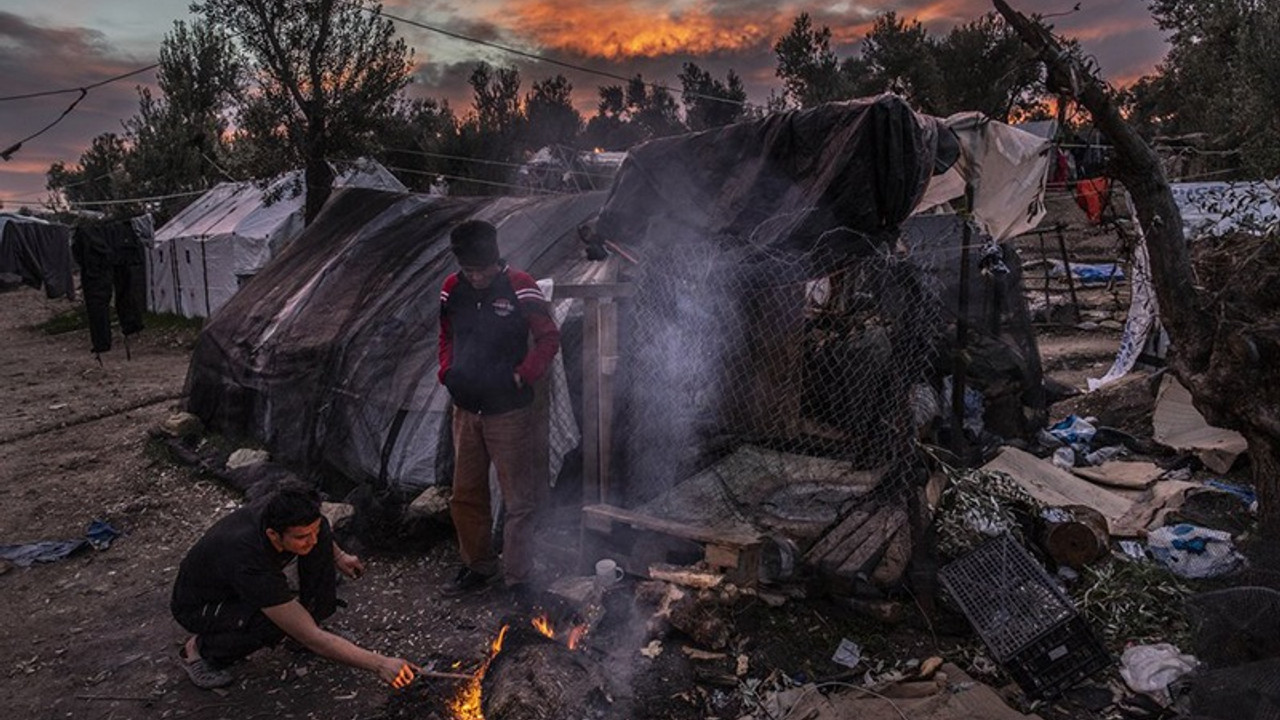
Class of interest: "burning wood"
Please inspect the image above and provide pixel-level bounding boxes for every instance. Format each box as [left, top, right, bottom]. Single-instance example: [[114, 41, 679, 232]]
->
[[445, 613, 599, 720], [479, 622, 610, 720]]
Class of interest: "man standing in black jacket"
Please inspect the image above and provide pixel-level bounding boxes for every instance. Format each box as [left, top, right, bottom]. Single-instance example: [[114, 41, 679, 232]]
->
[[438, 220, 561, 598]]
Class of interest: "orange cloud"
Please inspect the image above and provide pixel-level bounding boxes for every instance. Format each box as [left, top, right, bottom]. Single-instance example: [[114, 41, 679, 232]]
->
[[494, 0, 789, 58]]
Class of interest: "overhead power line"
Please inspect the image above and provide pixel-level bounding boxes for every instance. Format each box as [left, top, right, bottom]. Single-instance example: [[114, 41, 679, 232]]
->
[[351, 2, 752, 110], [0, 63, 159, 102]]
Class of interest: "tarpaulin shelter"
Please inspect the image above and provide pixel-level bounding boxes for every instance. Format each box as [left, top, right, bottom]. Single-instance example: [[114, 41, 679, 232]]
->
[[184, 95, 1050, 512], [185, 188, 606, 490], [148, 159, 405, 318], [0, 213, 74, 299]]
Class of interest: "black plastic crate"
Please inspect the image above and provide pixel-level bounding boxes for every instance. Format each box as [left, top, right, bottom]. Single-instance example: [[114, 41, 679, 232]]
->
[[1003, 615, 1112, 699], [939, 533, 1111, 699]]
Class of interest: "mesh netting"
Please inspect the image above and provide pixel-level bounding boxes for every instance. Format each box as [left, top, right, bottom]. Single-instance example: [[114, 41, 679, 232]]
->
[[1186, 587, 1280, 669], [612, 236, 945, 536]]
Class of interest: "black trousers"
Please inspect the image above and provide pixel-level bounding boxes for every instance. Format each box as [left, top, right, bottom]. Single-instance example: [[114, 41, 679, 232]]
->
[[82, 262, 145, 353], [172, 520, 339, 666]]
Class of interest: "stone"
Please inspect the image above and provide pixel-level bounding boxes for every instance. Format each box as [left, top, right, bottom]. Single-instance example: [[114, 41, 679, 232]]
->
[[226, 448, 270, 470], [321, 502, 354, 529], [407, 485, 451, 519], [159, 412, 203, 439]]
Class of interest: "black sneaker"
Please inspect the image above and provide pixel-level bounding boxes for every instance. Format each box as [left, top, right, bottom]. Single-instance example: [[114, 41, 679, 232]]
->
[[441, 566, 494, 597]]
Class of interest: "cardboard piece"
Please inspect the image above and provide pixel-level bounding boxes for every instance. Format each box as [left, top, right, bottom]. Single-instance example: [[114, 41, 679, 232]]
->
[[1073, 461, 1165, 490], [781, 663, 1043, 720], [982, 447, 1137, 536], [1153, 376, 1248, 474], [1110, 480, 1201, 537]]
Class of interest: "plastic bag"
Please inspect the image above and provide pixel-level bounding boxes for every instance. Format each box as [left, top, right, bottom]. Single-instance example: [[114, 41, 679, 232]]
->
[[1147, 524, 1243, 579], [1119, 643, 1198, 705]]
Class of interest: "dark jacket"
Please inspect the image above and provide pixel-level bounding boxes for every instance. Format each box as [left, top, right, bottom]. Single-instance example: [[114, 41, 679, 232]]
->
[[438, 265, 560, 414]]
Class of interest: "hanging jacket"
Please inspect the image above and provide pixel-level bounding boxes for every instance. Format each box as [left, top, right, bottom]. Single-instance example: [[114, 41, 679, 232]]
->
[[438, 265, 560, 414]]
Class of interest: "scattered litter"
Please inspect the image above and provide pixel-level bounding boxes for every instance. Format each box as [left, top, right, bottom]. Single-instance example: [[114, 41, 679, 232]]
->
[[1052, 446, 1075, 469], [0, 519, 120, 567], [831, 638, 863, 669], [1044, 414, 1097, 448], [1147, 524, 1244, 579], [736, 654, 749, 677], [1118, 643, 1198, 706], [639, 640, 663, 659], [1082, 445, 1127, 466], [1117, 540, 1147, 561], [334, 691, 358, 700], [1204, 479, 1257, 510]]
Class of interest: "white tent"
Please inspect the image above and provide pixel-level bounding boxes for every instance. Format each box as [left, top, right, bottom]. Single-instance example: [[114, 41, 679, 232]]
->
[[147, 159, 406, 318]]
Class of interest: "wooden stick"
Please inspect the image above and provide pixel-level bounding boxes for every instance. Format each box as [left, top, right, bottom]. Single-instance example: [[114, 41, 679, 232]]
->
[[417, 669, 474, 681]]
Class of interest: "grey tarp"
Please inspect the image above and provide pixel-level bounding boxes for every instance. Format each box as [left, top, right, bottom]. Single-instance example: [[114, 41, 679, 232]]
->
[[185, 189, 605, 490]]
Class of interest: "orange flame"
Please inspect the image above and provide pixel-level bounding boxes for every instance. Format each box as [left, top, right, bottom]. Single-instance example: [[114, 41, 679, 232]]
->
[[567, 624, 588, 651], [448, 624, 510, 720], [531, 614, 554, 639]]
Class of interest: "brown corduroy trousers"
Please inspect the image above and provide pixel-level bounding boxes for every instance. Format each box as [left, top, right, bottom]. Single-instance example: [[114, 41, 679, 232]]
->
[[450, 404, 541, 585]]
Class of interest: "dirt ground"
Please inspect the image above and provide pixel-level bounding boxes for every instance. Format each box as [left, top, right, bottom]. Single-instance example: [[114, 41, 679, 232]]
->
[[0, 220, 1140, 720]]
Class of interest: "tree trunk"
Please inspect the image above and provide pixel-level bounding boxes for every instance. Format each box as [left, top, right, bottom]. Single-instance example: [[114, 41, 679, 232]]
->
[[993, 0, 1280, 537]]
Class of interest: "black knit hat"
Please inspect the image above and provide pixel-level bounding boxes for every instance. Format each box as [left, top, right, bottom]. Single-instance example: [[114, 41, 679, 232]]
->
[[450, 220, 500, 266]]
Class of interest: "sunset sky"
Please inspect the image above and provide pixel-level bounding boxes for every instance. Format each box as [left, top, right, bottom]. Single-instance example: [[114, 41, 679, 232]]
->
[[0, 0, 1170, 207]]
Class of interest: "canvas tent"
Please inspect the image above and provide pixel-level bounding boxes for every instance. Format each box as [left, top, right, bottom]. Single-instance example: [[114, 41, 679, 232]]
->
[[148, 159, 406, 318]]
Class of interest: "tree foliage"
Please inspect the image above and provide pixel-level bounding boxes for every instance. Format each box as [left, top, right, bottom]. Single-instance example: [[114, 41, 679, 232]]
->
[[1125, 0, 1280, 175], [192, 0, 412, 222], [678, 62, 747, 131], [774, 11, 1042, 120]]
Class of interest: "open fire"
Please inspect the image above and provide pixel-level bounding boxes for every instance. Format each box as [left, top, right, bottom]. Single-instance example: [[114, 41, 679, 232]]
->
[[449, 613, 589, 719]]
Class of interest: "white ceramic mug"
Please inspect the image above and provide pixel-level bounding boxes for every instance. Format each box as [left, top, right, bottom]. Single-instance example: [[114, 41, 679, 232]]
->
[[595, 558, 624, 587]]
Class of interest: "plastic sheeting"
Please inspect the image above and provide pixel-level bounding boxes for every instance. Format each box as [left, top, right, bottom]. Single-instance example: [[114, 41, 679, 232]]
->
[[0, 213, 74, 299], [915, 113, 1052, 241], [149, 159, 406, 318], [1171, 181, 1280, 240], [185, 188, 606, 490], [595, 94, 940, 263]]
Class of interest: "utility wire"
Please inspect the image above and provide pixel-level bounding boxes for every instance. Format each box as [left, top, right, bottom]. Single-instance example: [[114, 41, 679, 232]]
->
[[0, 63, 159, 102], [351, 2, 754, 110], [384, 146, 616, 180], [386, 165, 566, 195]]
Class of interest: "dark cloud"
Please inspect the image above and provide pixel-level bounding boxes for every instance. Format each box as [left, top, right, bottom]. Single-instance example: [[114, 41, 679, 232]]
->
[[0, 12, 154, 206]]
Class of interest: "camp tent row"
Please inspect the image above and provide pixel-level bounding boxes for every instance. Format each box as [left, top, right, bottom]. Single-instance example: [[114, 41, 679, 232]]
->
[[147, 159, 405, 318], [184, 95, 1058, 503]]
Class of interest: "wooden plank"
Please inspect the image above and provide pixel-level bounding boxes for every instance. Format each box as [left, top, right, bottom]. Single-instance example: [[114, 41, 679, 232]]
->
[[829, 506, 906, 577], [581, 298, 601, 504], [556, 282, 636, 298], [801, 507, 874, 565], [583, 504, 761, 548], [870, 521, 912, 588]]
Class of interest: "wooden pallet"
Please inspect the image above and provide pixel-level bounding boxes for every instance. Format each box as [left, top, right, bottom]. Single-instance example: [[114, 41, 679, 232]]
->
[[581, 504, 763, 587]]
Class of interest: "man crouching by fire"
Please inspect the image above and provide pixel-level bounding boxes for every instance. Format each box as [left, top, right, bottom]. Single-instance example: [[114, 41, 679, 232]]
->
[[170, 483, 418, 690]]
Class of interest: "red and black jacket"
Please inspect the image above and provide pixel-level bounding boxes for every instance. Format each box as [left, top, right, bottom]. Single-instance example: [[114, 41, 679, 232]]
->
[[438, 265, 560, 414]]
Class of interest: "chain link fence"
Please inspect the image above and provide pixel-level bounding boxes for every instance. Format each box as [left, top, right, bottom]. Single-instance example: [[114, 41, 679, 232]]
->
[[611, 237, 948, 541]]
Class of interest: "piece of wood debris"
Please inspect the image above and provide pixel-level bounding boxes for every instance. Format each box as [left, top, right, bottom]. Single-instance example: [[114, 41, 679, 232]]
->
[[648, 563, 725, 590]]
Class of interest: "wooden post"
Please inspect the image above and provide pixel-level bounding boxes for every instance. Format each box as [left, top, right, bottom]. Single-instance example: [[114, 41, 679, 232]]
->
[[1055, 224, 1081, 321], [598, 299, 618, 503], [581, 297, 601, 505], [556, 283, 635, 506]]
